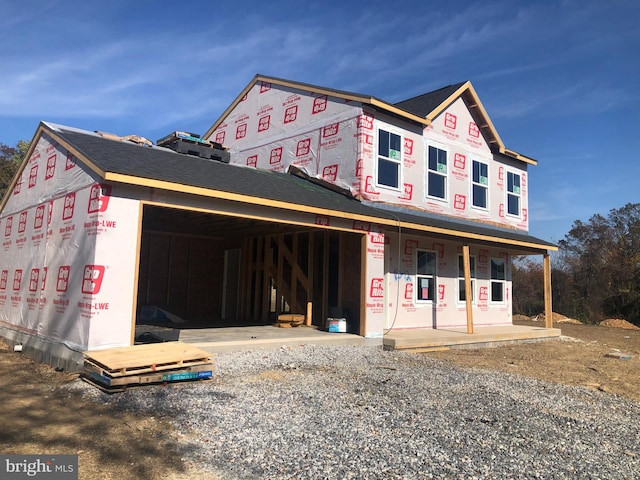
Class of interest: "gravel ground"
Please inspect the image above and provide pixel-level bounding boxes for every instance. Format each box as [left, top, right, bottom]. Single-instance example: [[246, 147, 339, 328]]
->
[[71, 345, 640, 479]]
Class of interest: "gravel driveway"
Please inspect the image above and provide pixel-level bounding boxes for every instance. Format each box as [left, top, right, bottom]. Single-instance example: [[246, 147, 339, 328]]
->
[[74, 345, 640, 479]]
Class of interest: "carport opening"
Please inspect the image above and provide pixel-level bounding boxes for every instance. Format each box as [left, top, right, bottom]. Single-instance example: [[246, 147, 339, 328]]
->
[[134, 205, 362, 342]]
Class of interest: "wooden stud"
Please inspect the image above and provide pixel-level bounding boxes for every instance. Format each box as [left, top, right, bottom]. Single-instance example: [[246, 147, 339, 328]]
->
[[306, 301, 313, 327], [360, 233, 367, 337], [463, 245, 474, 334], [543, 253, 553, 329]]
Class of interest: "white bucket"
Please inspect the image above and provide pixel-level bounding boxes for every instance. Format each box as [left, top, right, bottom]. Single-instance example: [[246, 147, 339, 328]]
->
[[327, 318, 347, 333]]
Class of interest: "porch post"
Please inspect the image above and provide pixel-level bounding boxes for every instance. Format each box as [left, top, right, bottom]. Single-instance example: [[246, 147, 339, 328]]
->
[[543, 253, 553, 329], [463, 245, 474, 334]]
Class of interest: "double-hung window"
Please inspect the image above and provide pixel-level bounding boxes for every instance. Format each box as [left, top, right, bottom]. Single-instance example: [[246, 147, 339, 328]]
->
[[416, 250, 437, 302], [507, 171, 521, 216], [458, 255, 476, 303], [472, 160, 488, 209], [490, 258, 506, 302], [377, 129, 402, 189], [427, 145, 447, 199]]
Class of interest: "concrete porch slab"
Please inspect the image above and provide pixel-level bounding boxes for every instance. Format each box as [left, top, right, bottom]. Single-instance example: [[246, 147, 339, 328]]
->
[[383, 324, 561, 351], [176, 325, 372, 354]]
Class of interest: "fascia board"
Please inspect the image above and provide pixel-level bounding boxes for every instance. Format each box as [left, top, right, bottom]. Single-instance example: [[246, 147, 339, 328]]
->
[[386, 219, 558, 253]]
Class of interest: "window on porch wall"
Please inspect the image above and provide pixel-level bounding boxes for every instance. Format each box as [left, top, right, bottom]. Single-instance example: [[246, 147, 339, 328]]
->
[[458, 255, 476, 303], [490, 257, 506, 302], [416, 250, 437, 302]]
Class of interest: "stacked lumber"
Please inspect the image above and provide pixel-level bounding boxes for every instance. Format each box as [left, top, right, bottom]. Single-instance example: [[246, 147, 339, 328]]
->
[[275, 314, 305, 328], [82, 341, 213, 393]]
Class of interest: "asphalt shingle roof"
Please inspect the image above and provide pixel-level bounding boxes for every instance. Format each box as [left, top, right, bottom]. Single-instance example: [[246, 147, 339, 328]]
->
[[393, 82, 467, 118], [45, 123, 555, 251]]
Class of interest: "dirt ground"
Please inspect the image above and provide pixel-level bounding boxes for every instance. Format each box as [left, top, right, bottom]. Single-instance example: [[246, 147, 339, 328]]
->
[[427, 319, 640, 402], [1, 320, 639, 479]]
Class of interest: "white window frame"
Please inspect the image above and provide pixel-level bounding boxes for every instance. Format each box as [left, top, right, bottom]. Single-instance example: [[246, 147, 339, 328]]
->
[[490, 257, 506, 303], [506, 170, 521, 217], [376, 128, 403, 190], [457, 254, 476, 304], [471, 159, 489, 210], [426, 143, 448, 201], [415, 249, 437, 303]]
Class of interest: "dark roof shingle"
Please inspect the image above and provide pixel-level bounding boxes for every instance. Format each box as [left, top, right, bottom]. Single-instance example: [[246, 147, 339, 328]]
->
[[394, 81, 467, 118]]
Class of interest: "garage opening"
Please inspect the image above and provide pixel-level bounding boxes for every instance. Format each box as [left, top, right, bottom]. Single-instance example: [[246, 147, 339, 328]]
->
[[135, 205, 362, 341]]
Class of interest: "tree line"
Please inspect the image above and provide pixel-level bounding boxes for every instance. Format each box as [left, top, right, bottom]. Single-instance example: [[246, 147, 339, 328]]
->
[[0, 140, 29, 199], [514, 203, 640, 326]]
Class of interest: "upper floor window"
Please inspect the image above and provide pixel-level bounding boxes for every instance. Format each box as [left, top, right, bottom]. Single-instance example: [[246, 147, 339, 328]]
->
[[427, 145, 447, 200], [416, 250, 437, 302], [507, 171, 521, 216], [472, 160, 488, 209], [377, 129, 402, 189], [458, 255, 476, 303], [490, 257, 506, 303]]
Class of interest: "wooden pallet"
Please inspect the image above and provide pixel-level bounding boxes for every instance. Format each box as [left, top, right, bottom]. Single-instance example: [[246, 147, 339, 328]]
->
[[84, 341, 211, 377], [82, 341, 214, 392], [82, 362, 214, 390]]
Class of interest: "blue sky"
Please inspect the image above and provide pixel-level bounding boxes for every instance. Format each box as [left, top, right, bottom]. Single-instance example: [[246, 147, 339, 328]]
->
[[1, 0, 638, 243]]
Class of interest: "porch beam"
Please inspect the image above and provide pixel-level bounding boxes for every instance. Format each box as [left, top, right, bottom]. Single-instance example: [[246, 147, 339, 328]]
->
[[543, 253, 553, 329], [463, 245, 474, 334]]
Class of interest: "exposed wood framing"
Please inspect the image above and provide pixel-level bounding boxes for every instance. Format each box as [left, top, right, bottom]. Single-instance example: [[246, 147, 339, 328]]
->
[[543, 253, 553, 329], [360, 234, 368, 336], [463, 245, 474, 334]]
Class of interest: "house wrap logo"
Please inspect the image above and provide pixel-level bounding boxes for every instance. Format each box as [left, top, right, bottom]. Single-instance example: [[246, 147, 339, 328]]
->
[[269, 147, 283, 165], [0, 270, 7, 290], [34, 205, 45, 229], [13, 270, 22, 291], [56, 266, 70, 292], [468, 122, 480, 138], [65, 152, 76, 170], [235, 123, 247, 139], [259, 81, 271, 93], [369, 278, 384, 298], [13, 175, 22, 195], [62, 193, 75, 220], [246, 155, 258, 167], [1, 454, 78, 478], [322, 164, 338, 182], [296, 138, 311, 157], [404, 138, 414, 156], [29, 268, 40, 292], [45, 154, 56, 180], [284, 105, 298, 124], [312, 95, 328, 114], [357, 114, 373, 130], [444, 112, 457, 130], [87, 184, 111, 214], [18, 211, 27, 233], [215, 131, 225, 144], [323, 123, 339, 138], [28, 165, 38, 188], [258, 115, 271, 132], [82, 265, 105, 294], [5, 216, 12, 237]]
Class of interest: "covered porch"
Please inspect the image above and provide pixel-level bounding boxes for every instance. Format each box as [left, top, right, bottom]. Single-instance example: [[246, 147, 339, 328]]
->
[[166, 323, 561, 354]]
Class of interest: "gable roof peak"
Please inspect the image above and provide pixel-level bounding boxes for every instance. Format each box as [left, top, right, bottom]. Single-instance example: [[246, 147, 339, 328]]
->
[[393, 81, 469, 119]]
